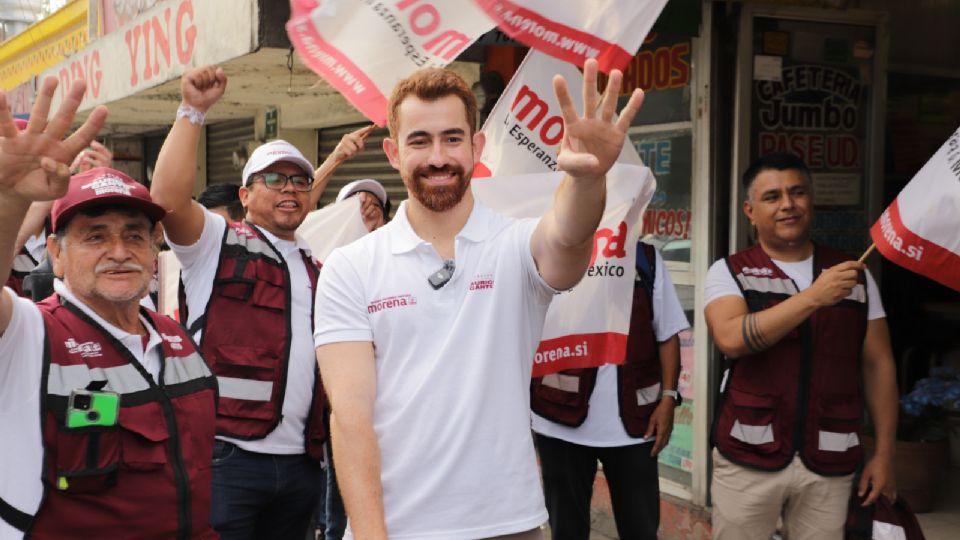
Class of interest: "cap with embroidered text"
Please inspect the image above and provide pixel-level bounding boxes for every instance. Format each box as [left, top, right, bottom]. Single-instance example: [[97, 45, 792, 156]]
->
[[51, 167, 166, 233]]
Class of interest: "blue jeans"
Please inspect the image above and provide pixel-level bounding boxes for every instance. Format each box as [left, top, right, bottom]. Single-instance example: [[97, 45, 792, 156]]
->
[[323, 441, 347, 539], [210, 440, 323, 540]]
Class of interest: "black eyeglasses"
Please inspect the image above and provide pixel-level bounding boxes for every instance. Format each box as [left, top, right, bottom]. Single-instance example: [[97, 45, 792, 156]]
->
[[250, 172, 314, 192]]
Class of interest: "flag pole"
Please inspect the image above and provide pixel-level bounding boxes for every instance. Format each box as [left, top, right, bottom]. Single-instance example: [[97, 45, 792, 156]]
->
[[857, 242, 877, 264]]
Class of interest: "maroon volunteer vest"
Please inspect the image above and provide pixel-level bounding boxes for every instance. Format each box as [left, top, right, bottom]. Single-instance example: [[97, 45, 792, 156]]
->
[[5, 247, 38, 297], [27, 295, 218, 540], [530, 243, 663, 438], [194, 221, 327, 459], [713, 244, 868, 475]]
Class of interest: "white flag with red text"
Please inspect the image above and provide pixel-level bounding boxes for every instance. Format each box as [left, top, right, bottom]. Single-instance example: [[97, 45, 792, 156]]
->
[[870, 126, 960, 291], [473, 166, 653, 377], [473, 49, 655, 377], [473, 0, 668, 73], [287, 0, 495, 125], [475, 49, 643, 177]]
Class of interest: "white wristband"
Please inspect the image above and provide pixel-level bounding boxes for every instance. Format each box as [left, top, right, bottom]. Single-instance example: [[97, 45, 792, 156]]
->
[[176, 104, 206, 126]]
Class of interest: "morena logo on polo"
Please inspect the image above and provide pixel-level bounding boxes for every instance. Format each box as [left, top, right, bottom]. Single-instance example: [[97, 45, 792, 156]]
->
[[367, 294, 418, 314]]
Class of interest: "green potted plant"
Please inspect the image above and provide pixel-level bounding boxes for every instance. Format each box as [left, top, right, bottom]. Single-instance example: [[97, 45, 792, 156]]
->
[[885, 366, 959, 512]]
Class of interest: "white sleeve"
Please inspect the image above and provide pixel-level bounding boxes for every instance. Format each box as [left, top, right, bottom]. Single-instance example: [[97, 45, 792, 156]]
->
[[651, 249, 690, 341], [518, 218, 560, 299], [165, 209, 226, 329], [864, 268, 886, 321], [313, 247, 373, 347], [0, 288, 44, 415], [704, 258, 743, 307]]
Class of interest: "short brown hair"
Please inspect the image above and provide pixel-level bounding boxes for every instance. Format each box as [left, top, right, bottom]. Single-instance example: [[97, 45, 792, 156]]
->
[[387, 68, 478, 138]]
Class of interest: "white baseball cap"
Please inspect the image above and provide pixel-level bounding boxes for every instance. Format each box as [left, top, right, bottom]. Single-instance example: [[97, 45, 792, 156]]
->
[[336, 179, 389, 207], [242, 140, 314, 185]]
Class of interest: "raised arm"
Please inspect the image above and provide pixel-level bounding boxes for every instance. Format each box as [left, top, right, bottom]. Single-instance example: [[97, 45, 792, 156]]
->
[[310, 124, 376, 208], [531, 59, 644, 290], [151, 66, 227, 246], [317, 341, 387, 539], [705, 260, 864, 358], [858, 317, 898, 506], [0, 77, 106, 333]]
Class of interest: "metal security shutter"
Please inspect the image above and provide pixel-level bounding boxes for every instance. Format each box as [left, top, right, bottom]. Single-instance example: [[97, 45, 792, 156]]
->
[[318, 123, 403, 214], [206, 119, 255, 185]]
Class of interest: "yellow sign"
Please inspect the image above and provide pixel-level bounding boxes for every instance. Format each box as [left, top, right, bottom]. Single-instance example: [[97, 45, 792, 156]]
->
[[0, 0, 89, 91]]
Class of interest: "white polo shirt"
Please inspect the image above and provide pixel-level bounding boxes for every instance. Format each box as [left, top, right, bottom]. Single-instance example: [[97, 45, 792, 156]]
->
[[532, 248, 690, 447], [167, 209, 317, 455], [314, 200, 554, 540], [0, 281, 163, 540]]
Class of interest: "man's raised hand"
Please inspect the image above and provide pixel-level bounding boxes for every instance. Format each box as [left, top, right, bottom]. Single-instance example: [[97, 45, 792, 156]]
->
[[552, 58, 644, 181], [181, 66, 227, 113], [0, 76, 107, 201]]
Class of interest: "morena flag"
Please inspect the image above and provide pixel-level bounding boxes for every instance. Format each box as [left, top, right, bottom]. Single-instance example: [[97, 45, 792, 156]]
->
[[869, 125, 960, 291], [473, 0, 668, 73]]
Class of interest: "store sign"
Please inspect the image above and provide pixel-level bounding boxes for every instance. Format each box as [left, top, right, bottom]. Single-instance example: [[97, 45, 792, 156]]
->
[[621, 33, 693, 126], [41, 0, 258, 112], [633, 131, 693, 250], [755, 64, 864, 171]]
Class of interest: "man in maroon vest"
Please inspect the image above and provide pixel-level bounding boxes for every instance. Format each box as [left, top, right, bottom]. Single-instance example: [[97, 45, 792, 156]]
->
[[150, 66, 328, 540], [0, 77, 218, 539], [530, 241, 688, 540], [704, 153, 898, 539]]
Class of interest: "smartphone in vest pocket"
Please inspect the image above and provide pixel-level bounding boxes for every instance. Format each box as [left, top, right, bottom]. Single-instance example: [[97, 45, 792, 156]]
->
[[66, 390, 120, 428]]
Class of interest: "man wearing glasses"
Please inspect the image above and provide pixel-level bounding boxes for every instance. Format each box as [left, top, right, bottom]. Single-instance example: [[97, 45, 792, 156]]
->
[[150, 66, 328, 540]]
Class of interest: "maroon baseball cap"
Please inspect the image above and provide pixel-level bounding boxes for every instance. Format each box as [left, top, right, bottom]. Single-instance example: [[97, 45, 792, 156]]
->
[[51, 167, 166, 233]]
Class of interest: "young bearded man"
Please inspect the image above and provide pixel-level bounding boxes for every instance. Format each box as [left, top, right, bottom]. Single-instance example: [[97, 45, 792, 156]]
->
[[314, 60, 645, 539]]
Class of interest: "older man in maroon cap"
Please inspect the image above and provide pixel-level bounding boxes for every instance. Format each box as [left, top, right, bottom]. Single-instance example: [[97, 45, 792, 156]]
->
[[0, 78, 218, 539]]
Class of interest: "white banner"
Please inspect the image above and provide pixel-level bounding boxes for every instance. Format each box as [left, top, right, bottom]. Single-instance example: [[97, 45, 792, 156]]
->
[[476, 49, 643, 178], [473, 0, 668, 73], [870, 125, 960, 292], [297, 195, 370, 264], [475, 49, 654, 376], [287, 0, 495, 125], [41, 0, 259, 112], [473, 164, 652, 377]]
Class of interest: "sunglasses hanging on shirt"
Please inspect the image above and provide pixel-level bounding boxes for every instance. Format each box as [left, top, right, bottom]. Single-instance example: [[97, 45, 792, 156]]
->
[[428, 260, 455, 290]]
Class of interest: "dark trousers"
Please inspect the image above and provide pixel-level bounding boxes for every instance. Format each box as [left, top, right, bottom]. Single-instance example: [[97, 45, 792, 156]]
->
[[535, 433, 660, 540], [210, 440, 324, 540], [323, 443, 348, 539]]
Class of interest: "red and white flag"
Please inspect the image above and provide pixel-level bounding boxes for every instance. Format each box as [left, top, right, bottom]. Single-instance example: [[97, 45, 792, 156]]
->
[[473, 0, 668, 73], [870, 126, 960, 291], [286, 0, 494, 125], [473, 50, 655, 377]]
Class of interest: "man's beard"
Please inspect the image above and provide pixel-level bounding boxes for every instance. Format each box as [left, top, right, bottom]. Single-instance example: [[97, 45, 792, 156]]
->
[[408, 164, 471, 212]]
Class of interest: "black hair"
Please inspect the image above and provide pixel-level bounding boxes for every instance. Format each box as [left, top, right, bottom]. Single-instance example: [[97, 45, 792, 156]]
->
[[197, 183, 244, 221], [742, 153, 812, 199]]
